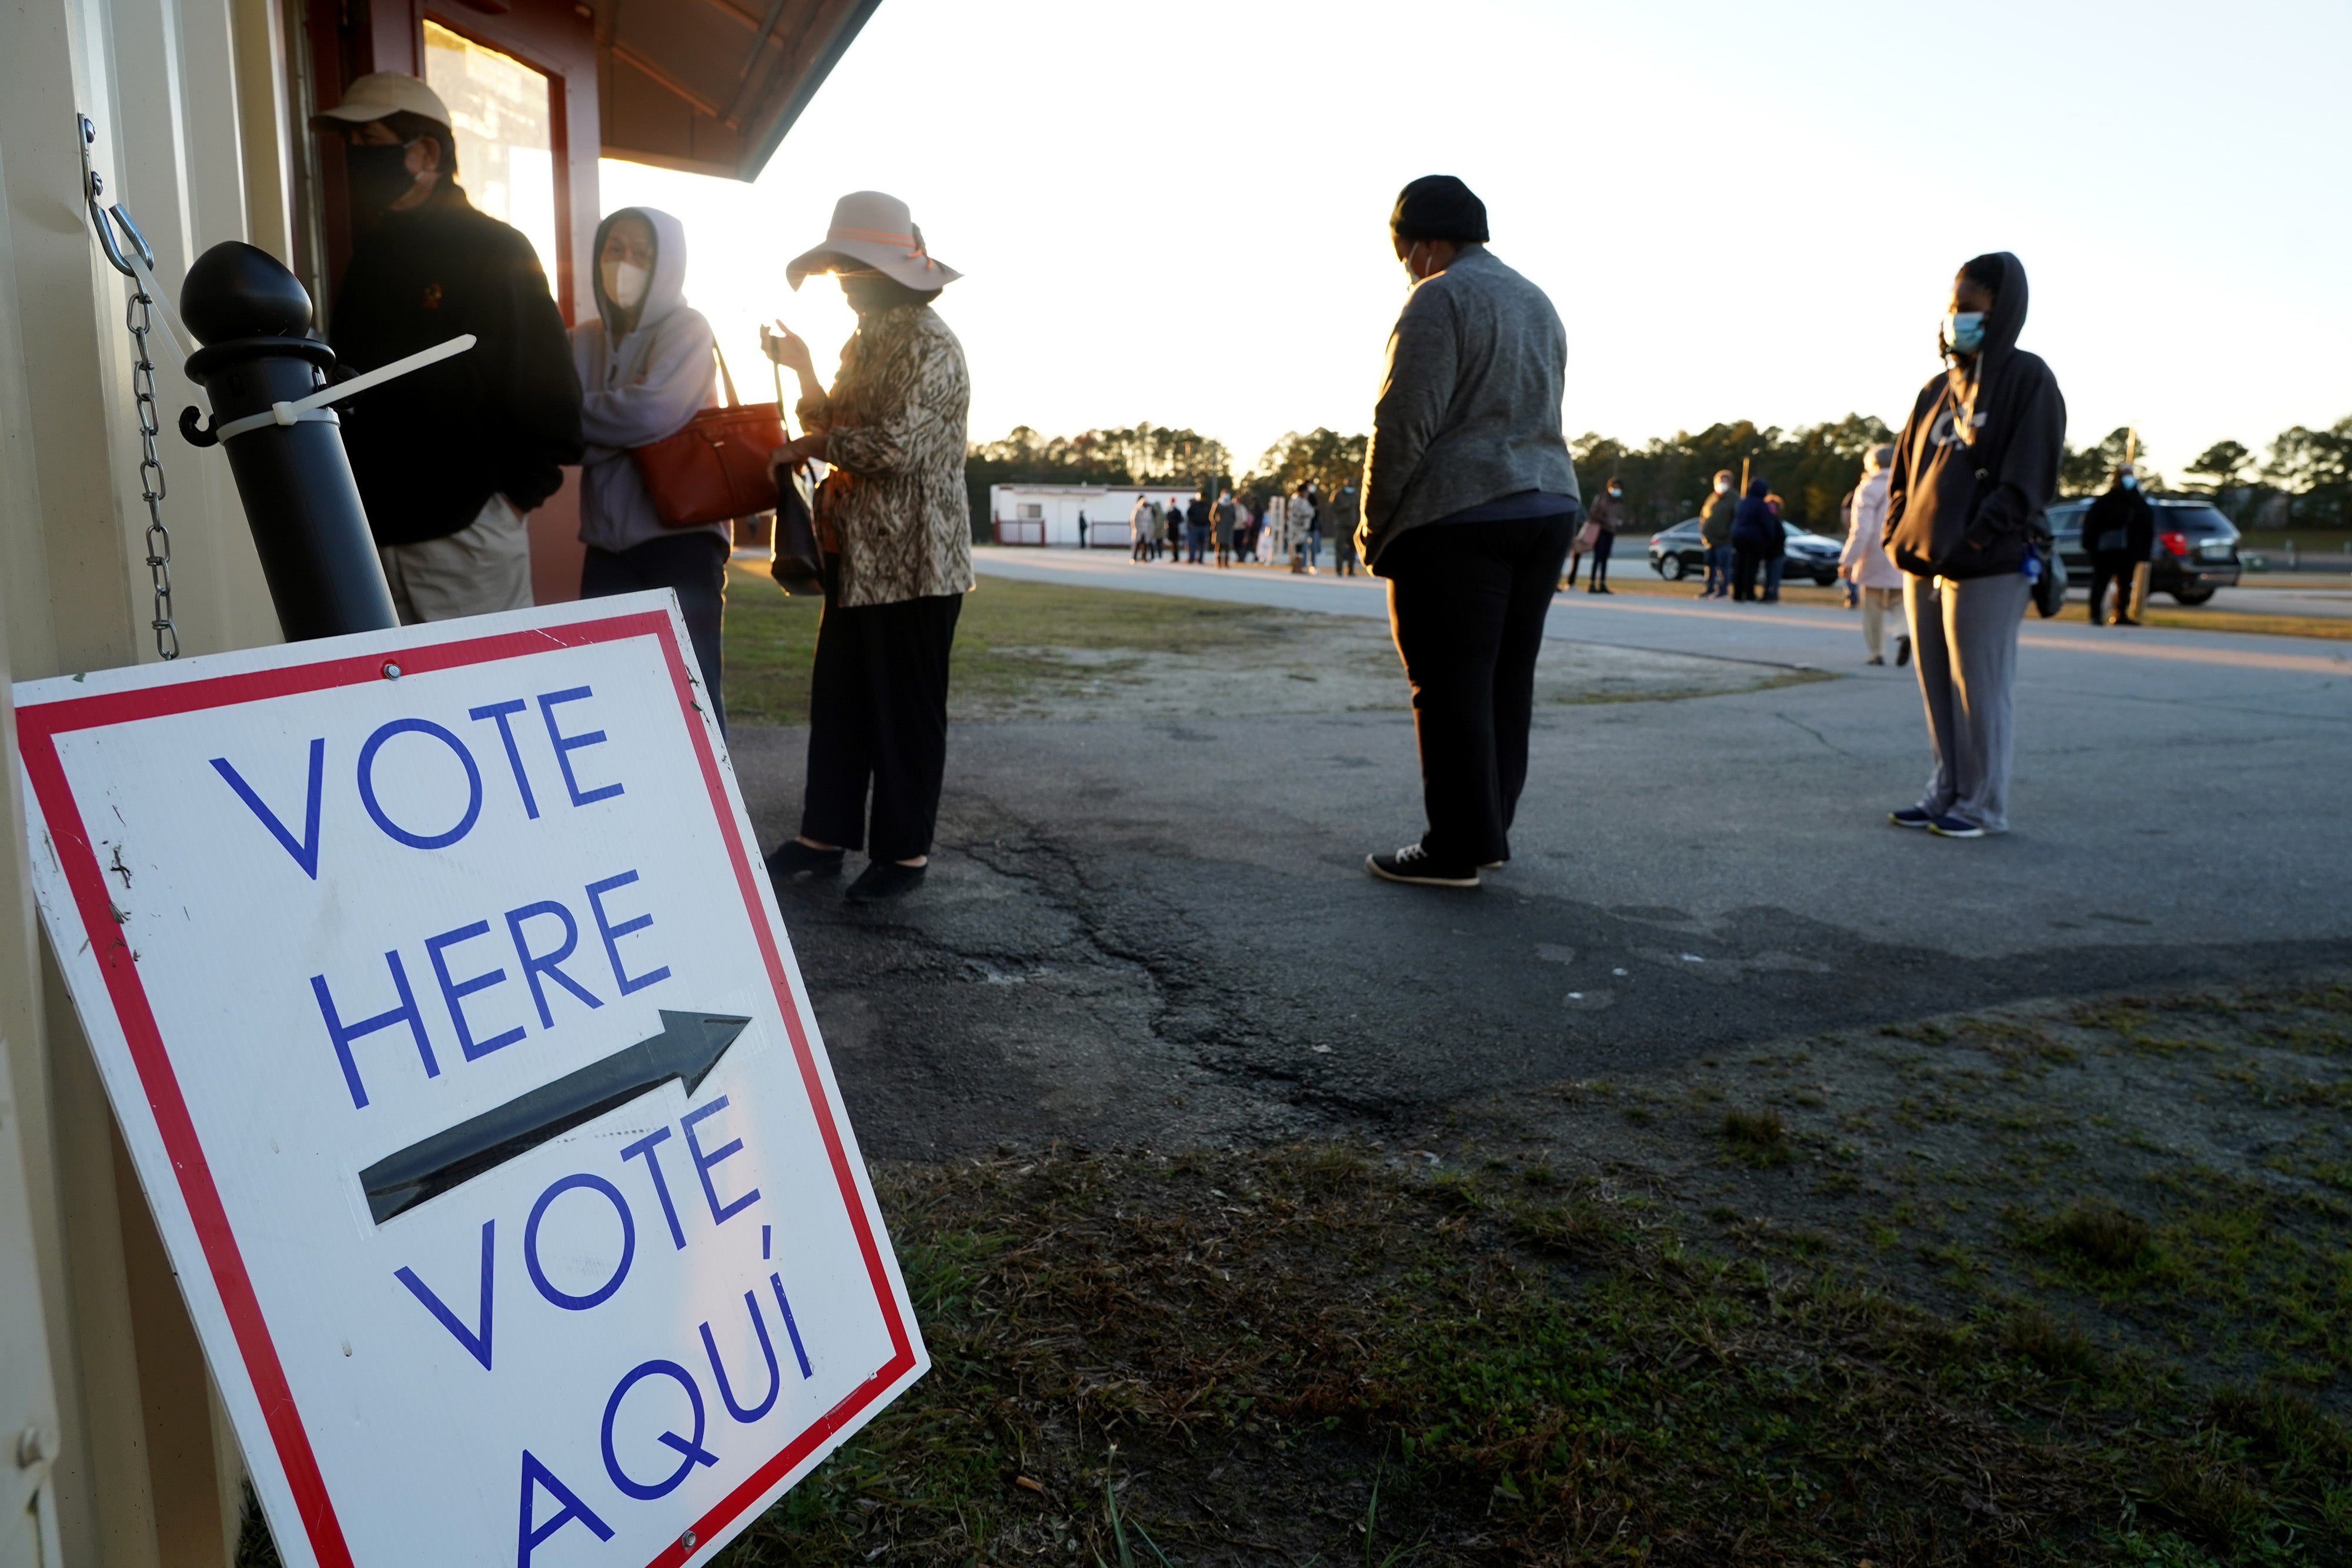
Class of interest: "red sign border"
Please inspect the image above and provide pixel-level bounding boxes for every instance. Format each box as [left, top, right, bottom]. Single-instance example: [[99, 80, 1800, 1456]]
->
[[15, 610, 917, 1568]]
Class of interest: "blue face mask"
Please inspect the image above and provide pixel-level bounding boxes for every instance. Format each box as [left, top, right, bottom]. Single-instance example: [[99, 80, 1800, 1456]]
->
[[1945, 310, 1986, 355], [2120, 474, 2138, 490]]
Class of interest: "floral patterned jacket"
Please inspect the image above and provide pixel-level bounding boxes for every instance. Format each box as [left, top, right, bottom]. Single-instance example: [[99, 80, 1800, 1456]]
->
[[798, 303, 974, 609]]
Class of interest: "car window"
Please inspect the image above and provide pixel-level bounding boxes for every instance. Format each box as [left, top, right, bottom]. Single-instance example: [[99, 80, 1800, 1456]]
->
[[2159, 504, 2234, 536]]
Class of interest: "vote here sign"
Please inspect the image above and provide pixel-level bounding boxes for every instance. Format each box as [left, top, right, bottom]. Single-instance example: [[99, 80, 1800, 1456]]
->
[[13, 594, 926, 1568]]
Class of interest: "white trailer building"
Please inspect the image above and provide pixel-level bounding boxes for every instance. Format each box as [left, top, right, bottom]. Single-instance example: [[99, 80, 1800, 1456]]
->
[[990, 483, 1202, 547]]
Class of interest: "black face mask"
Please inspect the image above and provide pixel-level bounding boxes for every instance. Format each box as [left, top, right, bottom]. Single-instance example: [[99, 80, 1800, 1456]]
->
[[345, 141, 419, 217]]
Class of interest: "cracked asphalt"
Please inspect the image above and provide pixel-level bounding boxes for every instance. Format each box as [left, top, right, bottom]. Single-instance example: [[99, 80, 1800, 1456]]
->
[[727, 559, 2352, 1159]]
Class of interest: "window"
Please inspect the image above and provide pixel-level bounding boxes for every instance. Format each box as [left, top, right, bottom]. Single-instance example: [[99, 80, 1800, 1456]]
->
[[423, 21, 559, 286], [1018, 503, 1042, 520]]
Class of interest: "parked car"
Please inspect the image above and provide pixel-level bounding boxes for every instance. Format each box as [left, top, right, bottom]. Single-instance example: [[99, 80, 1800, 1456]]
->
[[2046, 497, 2241, 606], [1647, 519, 1843, 586]]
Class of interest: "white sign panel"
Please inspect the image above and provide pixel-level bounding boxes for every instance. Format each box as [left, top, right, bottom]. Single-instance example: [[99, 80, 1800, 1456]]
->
[[15, 594, 925, 1568]]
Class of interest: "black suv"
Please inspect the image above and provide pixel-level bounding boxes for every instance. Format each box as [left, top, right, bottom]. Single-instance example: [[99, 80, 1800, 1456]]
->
[[2045, 498, 2241, 606]]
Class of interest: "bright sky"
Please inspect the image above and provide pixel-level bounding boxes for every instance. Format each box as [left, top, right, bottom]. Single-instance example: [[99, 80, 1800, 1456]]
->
[[600, 0, 2352, 480]]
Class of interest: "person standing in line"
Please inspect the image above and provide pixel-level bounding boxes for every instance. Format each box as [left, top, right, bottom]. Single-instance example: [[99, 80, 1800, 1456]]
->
[[1728, 477, 1776, 601], [1883, 250, 2064, 839], [2084, 463, 2153, 626], [1581, 476, 1625, 593], [1185, 492, 1211, 563], [571, 206, 730, 725], [1839, 443, 1907, 664], [760, 191, 972, 901], [1308, 482, 1331, 571], [1332, 480, 1362, 576], [1288, 482, 1317, 573], [1212, 489, 1238, 567], [1699, 470, 1736, 598], [314, 72, 582, 623], [1077, 509, 1090, 550], [1166, 496, 1186, 562], [1358, 175, 1580, 888], [1131, 492, 1157, 560], [1761, 492, 1789, 601]]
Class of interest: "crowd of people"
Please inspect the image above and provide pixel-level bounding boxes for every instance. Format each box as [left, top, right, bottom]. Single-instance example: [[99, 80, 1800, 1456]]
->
[[313, 66, 2066, 901], [1123, 481, 1363, 576]]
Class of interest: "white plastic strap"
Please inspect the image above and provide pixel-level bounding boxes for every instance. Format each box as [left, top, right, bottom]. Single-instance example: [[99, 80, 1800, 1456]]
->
[[213, 333, 476, 443]]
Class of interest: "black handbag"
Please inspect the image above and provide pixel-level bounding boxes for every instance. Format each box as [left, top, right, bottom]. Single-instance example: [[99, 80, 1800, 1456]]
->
[[767, 464, 824, 596], [763, 357, 826, 595], [2030, 532, 2067, 618]]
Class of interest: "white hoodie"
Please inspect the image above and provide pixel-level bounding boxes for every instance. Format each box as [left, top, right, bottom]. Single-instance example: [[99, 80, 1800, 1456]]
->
[[569, 206, 724, 554], [1839, 463, 1903, 589]]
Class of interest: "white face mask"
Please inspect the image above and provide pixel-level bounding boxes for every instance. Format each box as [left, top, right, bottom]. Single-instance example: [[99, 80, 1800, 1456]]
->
[[602, 258, 649, 310], [1715, 480, 1732, 495]]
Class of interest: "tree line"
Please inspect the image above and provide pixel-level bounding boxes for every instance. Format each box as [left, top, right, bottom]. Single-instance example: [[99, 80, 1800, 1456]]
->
[[963, 410, 2352, 541]]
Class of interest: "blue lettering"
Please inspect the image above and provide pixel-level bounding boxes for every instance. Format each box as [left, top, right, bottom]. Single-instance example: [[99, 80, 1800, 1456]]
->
[[536, 687, 623, 808], [504, 901, 602, 1030], [426, 920, 524, 1061], [770, 1271, 813, 1380], [619, 1127, 686, 1250], [600, 1360, 717, 1501], [524, 1174, 634, 1311], [681, 1096, 759, 1225], [584, 871, 669, 997], [469, 699, 540, 820], [209, 737, 325, 879], [394, 1220, 495, 1370], [358, 718, 483, 850], [311, 952, 436, 1109], [700, 1290, 780, 1423], [516, 1450, 612, 1568]]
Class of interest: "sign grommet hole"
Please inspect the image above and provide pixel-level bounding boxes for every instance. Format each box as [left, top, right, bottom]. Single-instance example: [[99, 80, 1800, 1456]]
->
[[380, 662, 401, 680]]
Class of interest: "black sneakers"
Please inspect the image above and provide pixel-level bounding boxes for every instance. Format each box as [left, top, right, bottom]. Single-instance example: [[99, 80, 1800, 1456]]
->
[[1366, 843, 1480, 888], [846, 860, 928, 903], [766, 840, 844, 880]]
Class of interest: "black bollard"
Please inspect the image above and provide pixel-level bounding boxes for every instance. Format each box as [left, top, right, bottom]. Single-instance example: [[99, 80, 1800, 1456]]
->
[[178, 240, 400, 640]]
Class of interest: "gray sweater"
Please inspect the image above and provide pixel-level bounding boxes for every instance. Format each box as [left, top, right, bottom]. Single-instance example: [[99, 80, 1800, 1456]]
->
[[1359, 246, 1578, 568]]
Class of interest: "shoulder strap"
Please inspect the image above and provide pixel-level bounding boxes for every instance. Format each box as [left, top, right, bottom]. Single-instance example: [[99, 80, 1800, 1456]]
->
[[711, 342, 740, 408]]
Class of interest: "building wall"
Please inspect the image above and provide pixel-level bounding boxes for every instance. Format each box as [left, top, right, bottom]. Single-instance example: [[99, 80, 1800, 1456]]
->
[[0, 0, 302, 1556], [990, 485, 1200, 548]]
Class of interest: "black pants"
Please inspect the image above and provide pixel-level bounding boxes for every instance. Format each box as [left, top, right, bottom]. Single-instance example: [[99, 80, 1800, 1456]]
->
[[1731, 542, 1766, 601], [2087, 553, 2135, 623], [582, 533, 729, 731], [803, 591, 962, 861], [1586, 530, 1614, 587], [1382, 514, 1576, 867]]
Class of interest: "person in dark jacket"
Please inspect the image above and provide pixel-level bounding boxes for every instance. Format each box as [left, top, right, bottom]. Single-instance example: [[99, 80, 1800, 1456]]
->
[[1185, 493, 1211, 563], [1359, 175, 1580, 889], [2083, 464, 2154, 625], [1577, 477, 1626, 593], [1698, 470, 1736, 598], [1331, 481, 1362, 576], [314, 72, 582, 623], [1882, 251, 2065, 838], [1728, 478, 1777, 601]]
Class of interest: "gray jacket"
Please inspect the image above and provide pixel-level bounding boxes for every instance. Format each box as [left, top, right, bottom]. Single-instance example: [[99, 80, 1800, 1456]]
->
[[1358, 246, 1578, 568]]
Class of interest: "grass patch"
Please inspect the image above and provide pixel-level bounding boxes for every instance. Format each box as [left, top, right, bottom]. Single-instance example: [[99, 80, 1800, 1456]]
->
[[1718, 1105, 1789, 1166], [721, 567, 1300, 726], [680, 1145, 2346, 1565]]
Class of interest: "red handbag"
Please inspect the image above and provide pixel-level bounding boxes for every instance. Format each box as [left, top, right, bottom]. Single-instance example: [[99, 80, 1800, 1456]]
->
[[630, 346, 783, 528]]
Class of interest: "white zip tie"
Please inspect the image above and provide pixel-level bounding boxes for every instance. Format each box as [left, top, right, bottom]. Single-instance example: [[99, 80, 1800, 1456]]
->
[[211, 333, 476, 443]]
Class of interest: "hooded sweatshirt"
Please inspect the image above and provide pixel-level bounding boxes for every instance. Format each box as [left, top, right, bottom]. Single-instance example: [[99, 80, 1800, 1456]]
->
[[1883, 252, 2066, 579], [1730, 479, 1780, 554], [2083, 479, 2154, 559], [569, 207, 724, 555]]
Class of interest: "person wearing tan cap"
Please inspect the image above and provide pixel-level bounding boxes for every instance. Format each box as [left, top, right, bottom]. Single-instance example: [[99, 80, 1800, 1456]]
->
[[757, 192, 970, 904], [311, 72, 581, 623]]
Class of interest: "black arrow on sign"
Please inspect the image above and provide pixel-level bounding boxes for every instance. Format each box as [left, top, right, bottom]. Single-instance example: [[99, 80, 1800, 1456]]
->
[[359, 1011, 751, 1225]]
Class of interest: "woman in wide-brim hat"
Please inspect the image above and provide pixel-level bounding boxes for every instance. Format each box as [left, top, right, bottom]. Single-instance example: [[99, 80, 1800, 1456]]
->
[[760, 192, 972, 904]]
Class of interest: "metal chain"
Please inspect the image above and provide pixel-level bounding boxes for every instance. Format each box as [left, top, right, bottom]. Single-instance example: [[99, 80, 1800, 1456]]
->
[[123, 282, 178, 660]]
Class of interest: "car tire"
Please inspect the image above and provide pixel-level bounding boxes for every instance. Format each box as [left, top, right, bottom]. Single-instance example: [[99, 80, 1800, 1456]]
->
[[1663, 556, 1687, 581], [2170, 587, 2215, 607], [1815, 571, 1839, 587]]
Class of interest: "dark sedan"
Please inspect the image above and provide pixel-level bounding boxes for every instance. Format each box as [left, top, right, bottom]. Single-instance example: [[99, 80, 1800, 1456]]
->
[[2046, 498, 2241, 606], [1648, 519, 1843, 586]]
